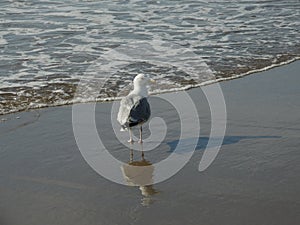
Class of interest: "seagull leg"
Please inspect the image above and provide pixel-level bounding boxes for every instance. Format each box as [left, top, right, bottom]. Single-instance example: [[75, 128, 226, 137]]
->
[[138, 126, 143, 143], [140, 142, 144, 159], [128, 128, 134, 143], [130, 149, 133, 162]]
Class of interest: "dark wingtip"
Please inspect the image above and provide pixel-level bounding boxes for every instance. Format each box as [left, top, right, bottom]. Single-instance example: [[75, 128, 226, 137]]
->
[[128, 121, 139, 127]]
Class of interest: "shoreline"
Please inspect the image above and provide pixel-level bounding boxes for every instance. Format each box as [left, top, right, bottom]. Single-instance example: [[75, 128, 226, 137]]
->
[[1, 57, 299, 117]]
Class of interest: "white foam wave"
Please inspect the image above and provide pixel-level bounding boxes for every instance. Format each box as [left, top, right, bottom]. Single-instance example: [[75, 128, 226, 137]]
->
[[0, 0, 300, 115]]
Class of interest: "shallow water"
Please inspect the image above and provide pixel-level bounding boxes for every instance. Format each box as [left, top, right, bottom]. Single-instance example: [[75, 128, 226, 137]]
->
[[0, 0, 299, 114]]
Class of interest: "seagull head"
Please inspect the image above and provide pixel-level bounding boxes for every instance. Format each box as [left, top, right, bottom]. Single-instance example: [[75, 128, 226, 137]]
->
[[133, 73, 156, 88]]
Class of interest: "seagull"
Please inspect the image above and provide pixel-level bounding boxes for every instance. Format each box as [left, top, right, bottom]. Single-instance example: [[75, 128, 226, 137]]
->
[[117, 74, 155, 143]]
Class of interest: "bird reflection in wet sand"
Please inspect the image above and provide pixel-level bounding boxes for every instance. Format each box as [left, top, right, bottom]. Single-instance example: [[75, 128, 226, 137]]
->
[[121, 144, 159, 206]]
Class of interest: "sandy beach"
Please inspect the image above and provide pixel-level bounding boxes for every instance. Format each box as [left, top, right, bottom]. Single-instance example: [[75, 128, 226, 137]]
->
[[1, 61, 300, 225]]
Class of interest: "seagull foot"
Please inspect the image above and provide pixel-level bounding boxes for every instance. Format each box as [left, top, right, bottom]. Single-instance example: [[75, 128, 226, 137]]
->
[[128, 139, 134, 144], [138, 139, 143, 144]]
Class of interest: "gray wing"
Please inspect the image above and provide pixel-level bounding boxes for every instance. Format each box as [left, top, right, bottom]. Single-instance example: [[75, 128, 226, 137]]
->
[[128, 97, 150, 127], [117, 94, 150, 129]]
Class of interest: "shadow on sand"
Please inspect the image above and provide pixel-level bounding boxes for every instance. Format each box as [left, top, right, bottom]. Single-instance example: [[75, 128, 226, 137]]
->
[[167, 135, 281, 153]]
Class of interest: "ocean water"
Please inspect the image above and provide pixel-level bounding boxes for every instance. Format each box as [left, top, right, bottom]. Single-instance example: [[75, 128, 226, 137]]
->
[[0, 0, 299, 115]]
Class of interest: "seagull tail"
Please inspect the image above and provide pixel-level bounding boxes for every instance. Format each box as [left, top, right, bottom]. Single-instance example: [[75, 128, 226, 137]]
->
[[120, 125, 127, 131]]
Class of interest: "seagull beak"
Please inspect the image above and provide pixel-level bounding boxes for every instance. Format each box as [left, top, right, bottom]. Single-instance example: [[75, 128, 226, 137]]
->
[[150, 78, 156, 84]]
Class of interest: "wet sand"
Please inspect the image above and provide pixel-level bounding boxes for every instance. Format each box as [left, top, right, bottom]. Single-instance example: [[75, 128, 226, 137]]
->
[[1, 61, 300, 225]]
